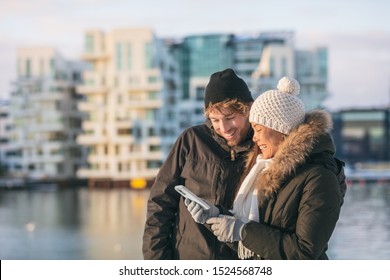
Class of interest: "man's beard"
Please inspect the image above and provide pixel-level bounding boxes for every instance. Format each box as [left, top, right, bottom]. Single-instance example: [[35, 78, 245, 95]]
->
[[227, 139, 238, 147]]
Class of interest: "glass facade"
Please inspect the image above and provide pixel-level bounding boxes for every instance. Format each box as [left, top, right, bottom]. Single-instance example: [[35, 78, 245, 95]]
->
[[173, 34, 234, 100], [185, 34, 233, 77], [317, 47, 328, 79], [333, 109, 390, 163]]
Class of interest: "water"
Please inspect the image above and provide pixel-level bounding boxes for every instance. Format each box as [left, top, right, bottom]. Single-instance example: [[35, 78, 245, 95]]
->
[[328, 181, 390, 259], [1, 182, 390, 260], [0, 188, 148, 259]]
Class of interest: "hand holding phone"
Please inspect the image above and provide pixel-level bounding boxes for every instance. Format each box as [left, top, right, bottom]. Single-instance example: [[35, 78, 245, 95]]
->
[[175, 185, 210, 210]]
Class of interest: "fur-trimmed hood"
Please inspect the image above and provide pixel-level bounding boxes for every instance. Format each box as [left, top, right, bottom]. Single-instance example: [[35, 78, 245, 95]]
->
[[254, 109, 336, 205]]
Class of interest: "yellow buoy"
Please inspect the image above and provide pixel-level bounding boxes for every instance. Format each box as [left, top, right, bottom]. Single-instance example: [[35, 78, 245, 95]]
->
[[130, 178, 147, 189]]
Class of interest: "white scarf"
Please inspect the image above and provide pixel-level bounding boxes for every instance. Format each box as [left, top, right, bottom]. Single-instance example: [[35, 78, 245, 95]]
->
[[231, 155, 272, 259]]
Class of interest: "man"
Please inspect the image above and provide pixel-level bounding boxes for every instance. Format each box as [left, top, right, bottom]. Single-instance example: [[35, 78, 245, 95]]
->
[[142, 68, 254, 259]]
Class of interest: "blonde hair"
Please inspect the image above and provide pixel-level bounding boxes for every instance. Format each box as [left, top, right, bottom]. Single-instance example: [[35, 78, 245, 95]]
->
[[204, 99, 251, 118]]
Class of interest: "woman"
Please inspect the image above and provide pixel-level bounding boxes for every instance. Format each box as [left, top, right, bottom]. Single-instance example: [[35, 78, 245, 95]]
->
[[186, 77, 346, 259]]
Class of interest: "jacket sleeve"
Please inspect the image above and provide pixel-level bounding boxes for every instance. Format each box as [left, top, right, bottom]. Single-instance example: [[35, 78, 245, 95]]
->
[[241, 166, 342, 259], [142, 132, 187, 259]]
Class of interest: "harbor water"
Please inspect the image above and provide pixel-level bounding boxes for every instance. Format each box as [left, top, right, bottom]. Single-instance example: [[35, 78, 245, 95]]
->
[[1, 181, 390, 260]]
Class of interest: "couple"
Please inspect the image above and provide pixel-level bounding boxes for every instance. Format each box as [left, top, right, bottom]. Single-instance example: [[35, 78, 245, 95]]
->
[[143, 68, 347, 260]]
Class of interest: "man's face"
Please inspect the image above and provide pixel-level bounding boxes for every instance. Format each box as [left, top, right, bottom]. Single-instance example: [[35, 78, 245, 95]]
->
[[209, 107, 250, 147]]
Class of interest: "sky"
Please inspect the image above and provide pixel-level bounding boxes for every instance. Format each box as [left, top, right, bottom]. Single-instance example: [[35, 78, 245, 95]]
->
[[1, 0, 390, 111]]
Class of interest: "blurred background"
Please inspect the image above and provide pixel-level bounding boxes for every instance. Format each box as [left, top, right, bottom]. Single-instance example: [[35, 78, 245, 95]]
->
[[0, 0, 389, 259]]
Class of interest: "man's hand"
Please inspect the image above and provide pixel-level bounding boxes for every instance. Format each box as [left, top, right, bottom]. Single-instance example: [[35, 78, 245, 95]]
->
[[185, 198, 219, 224]]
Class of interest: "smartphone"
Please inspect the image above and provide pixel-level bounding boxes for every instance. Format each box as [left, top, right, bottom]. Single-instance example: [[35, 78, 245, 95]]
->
[[175, 185, 210, 210]]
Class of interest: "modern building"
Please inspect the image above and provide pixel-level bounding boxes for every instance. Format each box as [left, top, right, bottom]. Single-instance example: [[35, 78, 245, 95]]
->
[[8, 47, 87, 180], [168, 31, 328, 129], [250, 35, 295, 97], [252, 40, 328, 110], [167, 34, 234, 129], [295, 47, 328, 110], [76, 28, 180, 187], [233, 31, 295, 92], [0, 100, 12, 175], [332, 107, 390, 164]]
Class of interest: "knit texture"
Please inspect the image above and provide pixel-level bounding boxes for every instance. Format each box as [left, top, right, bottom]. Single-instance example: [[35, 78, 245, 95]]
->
[[204, 68, 253, 108], [249, 77, 305, 134]]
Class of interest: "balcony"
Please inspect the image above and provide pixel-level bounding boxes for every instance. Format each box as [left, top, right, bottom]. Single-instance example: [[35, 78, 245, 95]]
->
[[29, 91, 64, 101], [28, 122, 65, 132], [125, 99, 163, 109], [77, 101, 105, 111], [77, 134, 107, 145], [77, 168, 108, 179], [76, 84, 108, 95], [24, 154, 65, 164], [81, 51, 110, 61]]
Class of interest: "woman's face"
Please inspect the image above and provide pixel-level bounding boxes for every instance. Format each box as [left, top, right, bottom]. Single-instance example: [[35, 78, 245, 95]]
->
[[251, 123, 285, 159]]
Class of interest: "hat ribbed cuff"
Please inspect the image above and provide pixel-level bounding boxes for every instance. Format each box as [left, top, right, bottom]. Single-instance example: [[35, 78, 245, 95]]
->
[[249, 114, 291, 135]]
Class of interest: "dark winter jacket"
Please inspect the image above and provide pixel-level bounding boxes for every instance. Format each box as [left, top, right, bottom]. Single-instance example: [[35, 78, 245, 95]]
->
[[240, 110, 346, 259], [142, 122, 253, 259]]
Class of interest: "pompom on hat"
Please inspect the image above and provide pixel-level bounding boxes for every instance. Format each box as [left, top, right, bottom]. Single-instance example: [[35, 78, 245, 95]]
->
[[249, 77, 305, 135], [204, 68, 253, 108]]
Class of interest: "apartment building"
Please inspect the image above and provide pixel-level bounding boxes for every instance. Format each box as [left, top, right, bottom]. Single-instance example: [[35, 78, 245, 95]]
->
[[8, 47, 87, 180], [295, 47, 328, 110], [168, 31, 327, 128], [0, 100, 12, 175], [76, 28, 180, 186], [252, 43, 328, 110], [167, 34, 234, 129], [233, 31, 294, 92]]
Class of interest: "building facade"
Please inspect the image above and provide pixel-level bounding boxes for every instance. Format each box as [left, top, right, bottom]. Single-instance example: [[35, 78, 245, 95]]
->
[[168, 31, 328, 129], [167, 34, 234, 129], [252, 37, 328, 110], [0, 100, 12, 175], [2, 28, 330, 185], [332, 107, 390, 164], [8, 47, 86, 180], [76, 28, 180, 186]]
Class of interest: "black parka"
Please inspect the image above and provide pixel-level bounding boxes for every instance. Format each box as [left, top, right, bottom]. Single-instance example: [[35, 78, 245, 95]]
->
[[142, 122, 253, 259], [240, 110, 346, 259]]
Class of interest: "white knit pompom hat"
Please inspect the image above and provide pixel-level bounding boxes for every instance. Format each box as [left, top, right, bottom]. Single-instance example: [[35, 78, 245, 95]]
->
[[249, 77, 305, 135]]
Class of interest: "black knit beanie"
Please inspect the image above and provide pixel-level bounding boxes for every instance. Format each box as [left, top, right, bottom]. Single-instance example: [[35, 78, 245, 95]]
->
[[204, 68, 253, 108]]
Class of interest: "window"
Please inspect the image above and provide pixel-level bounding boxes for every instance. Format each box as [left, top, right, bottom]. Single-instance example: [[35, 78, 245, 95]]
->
[[116, 43, 122, 70], [50, 58, 55, 78], [147, 160, 162, 169], [148, 127, 156, 136], [195, 87, 205, 101], [269, 57, 275, 77], [281, 57, 287, 77], [144, 42, 155, 69], [146, 109, 157, 121], [150, 145, 161, 152], [148, 91, 158, 100], [118, 128, 131, 135], [39, 58, 44, 76], [25, 59, 31, 77], [127, 43, 132, 70], [148, 76, 158, 83], [85, 34, 94, 53]]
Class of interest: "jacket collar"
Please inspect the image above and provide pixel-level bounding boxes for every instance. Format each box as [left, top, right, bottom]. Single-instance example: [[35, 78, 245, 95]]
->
[[206, 118, 254, 159], [255, 110, 334, 204]]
